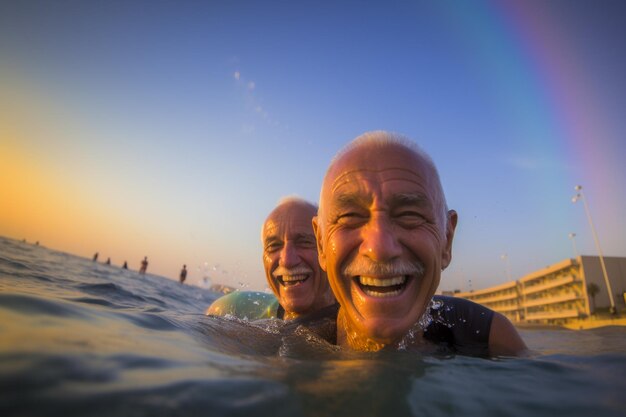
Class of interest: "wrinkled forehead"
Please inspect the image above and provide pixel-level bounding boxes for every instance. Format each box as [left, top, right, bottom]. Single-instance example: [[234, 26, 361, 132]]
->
[[323, 144, 436, 201], [262, 204, 316, 240], [330, 166, 428, 196]]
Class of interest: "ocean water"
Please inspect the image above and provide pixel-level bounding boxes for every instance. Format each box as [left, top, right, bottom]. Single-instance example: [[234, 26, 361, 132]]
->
[[1, 236, 625, 417]]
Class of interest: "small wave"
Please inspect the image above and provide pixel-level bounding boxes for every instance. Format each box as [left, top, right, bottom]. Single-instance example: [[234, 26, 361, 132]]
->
[[0, 293, 85, 319], [0, 353, 117, 391], [0, 255, 31, 271], [69, 297, 119, 309], [77, 282, 167, 309], [113, 311, 180, 331], [2, 375, 300, 417]]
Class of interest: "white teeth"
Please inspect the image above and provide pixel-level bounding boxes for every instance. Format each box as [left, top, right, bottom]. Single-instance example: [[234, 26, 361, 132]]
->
[[358, 276, 406, 287], [281, 274, 308, 282], [363, 288, 402, 298]]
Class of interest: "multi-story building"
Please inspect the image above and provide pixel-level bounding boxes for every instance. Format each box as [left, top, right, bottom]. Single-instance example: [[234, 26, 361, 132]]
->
[[450, 256, 626, 325]]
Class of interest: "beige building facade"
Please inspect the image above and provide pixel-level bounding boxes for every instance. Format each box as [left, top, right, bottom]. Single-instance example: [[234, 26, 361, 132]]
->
[[449, 256, 626, 324]]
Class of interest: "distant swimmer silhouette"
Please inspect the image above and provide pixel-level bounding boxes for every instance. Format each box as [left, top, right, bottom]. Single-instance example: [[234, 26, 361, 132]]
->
[[179, 265, 187, 284], [93, 252, 99, 262], [139, 256, 148, 274], [105, 257, 111, 265], [122, 261, 128, 269]]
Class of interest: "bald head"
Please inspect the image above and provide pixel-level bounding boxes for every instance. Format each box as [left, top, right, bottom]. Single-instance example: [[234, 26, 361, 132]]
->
[[319, 131, 448, 233], [262, 197, 318, 240], [262, 197, 334, 319]]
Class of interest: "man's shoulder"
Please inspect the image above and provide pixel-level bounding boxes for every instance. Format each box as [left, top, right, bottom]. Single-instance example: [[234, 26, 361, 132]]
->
[[426, 295, 495, 356], [433, 294, 492, 311]]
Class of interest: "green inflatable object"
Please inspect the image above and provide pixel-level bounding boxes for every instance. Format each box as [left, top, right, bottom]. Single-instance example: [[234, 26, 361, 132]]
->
[[206, 291, 280, 320]]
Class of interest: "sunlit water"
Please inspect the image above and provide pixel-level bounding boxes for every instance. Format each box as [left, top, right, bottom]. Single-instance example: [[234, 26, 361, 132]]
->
[[1, 236, 625, 417]]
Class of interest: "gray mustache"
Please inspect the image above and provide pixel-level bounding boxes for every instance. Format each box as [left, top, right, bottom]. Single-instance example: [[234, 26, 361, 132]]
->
[[273, 265, 313, 277], [343, 258, 425, 277]]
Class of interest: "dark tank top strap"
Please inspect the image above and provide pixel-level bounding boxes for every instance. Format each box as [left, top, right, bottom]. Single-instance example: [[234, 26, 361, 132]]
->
[[424, 295, 494, 357]]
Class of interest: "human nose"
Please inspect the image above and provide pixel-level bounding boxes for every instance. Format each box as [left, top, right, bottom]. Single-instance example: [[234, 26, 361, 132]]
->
[[279, 241, 300, 268], [359, 215, 402, 262]]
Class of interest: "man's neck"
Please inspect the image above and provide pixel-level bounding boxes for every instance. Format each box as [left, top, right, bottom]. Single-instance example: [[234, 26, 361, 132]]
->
[[336, 308, 387, 351], [336, 308, 429, 352], [283, 299, 336, 321]]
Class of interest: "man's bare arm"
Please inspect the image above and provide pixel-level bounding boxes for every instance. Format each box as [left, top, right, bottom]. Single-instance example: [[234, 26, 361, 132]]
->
[[488, 312, 528, 357]]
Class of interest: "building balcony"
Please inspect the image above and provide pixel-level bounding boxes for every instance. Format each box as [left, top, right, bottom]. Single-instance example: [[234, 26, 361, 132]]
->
[[524, 292, 582, 308], [524, 309, 581, 321], [467, 292, 519, 304], [522, 275, 578, 295], [491, 304, 523, 313]]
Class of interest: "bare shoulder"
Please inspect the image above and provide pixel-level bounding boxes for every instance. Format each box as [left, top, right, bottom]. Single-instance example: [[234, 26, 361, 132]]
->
[[488, 312, 529, 357]]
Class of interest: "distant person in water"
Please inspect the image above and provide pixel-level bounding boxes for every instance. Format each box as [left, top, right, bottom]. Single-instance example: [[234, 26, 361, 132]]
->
[[122, 261, 128, 269], [313, 131, 527, 356], [93, 252, 99, 262], [207, 197, 337, 323], [179, 265, 187, 284], [105, 257, 111, 265], [139, 256, 148, 274]]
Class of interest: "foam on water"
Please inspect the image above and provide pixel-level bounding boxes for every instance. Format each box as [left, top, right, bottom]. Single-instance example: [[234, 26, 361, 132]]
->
[[1, 236, 625, 417]]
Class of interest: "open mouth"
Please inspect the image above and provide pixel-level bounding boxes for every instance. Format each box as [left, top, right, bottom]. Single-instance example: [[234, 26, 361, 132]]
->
[[354, 275, 409, 298], [277, 273, 310, 287]]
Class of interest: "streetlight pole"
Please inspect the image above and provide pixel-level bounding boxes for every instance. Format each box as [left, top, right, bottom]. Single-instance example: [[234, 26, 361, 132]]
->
[[568, 232, 579, 258], [572, 185, 615, 313], [500, 253, 512, 282]]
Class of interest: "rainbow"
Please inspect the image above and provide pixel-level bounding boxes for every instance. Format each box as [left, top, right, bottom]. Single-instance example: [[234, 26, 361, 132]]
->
[[438, 0, 621, 224]]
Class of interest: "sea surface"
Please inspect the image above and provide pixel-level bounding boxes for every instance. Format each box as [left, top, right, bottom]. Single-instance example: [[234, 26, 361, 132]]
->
[[1, 236, 625, 417]]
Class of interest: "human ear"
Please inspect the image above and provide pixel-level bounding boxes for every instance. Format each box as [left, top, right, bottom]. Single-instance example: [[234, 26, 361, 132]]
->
[[312, 216, 327, 271], [441, 210, 458, 270]]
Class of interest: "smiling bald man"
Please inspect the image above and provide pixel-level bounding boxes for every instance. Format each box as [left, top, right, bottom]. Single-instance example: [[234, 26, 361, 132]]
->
[[262, 197, 337, 320], [313, 131, 527, 356], [207, 197, 337, 330]]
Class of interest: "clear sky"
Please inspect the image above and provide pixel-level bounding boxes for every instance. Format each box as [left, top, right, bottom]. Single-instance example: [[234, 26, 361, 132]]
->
[[1, 0, 625, 292]]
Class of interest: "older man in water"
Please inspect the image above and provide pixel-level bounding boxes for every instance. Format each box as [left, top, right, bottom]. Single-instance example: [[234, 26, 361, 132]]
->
[[262, 197, 337, 320], [312, 131, 527, 356], [207, 197, 337, 324]]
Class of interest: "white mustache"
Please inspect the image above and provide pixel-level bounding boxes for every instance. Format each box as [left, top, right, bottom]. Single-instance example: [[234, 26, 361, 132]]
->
[[343, 257, 425, 277], [272, 265, 313, 278]]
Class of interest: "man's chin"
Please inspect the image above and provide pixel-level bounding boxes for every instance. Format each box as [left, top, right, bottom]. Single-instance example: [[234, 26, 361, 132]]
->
[[359, 318, 413, 344], [280, 297, 313, 316]]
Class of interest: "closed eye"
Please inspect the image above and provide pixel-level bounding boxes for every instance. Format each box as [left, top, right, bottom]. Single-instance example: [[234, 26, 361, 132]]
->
[[394, 211, 426, 227], [264, 241, 283, 253], [337, 212, 368, 227], [296, 238, 316, 248]]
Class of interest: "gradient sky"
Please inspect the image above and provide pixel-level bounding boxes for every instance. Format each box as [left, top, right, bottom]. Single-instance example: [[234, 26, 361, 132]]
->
[[1, 0, 625, 292]]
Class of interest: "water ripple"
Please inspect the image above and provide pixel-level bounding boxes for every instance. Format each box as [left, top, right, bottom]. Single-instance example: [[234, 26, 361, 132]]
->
[[0, 293, 85, 319]]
